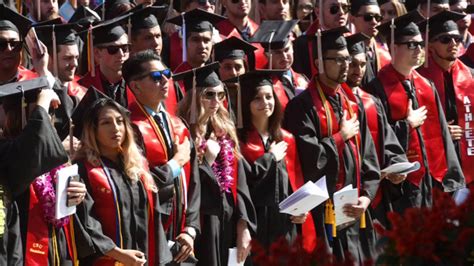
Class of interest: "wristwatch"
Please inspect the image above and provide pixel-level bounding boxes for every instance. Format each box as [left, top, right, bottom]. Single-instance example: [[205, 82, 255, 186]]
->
[[182, 227, 197, 240]]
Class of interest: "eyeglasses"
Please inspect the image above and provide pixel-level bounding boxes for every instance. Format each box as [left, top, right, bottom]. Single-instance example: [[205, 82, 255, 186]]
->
[[194, 0, 216, 5], [202, 90, 226, 101], [138, 69, 172, 82], [329, 4, 351, 15], [355, 13, 383, 22], [323, 56, 352, 65], [395, 41, 425, 50], [434, 34, 463, 44], [298, 3, 313, 11], [98, 44, 131, 55], [0, 40, 23, 53]]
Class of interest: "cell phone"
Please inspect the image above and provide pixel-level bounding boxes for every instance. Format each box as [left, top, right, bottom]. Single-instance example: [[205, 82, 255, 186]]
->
[[66, 174, 80, 207], [25, 28, 45, 57]]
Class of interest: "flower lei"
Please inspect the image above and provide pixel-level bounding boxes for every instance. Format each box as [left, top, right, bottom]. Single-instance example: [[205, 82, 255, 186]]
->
[[32, 164, 70, 228], [200, 135, 235, 193]]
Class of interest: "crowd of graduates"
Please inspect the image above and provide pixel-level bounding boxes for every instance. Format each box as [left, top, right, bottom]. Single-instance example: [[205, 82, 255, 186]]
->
[[0, 0, 473, 265]]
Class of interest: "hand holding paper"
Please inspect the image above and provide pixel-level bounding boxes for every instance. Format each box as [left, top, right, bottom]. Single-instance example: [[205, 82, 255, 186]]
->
[[279, 176, 329, 216]]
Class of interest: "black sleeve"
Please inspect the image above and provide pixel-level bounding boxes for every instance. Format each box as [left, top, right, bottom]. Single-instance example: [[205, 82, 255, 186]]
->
[[244, 153, 277, 189], [184, 137, 201, 232], [236, 159, 257, 235]]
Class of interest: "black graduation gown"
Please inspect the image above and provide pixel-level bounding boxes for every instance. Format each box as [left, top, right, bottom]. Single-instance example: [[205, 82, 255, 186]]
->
[[195, 158, 257, 266], [52, 80, 78, 140], [283, 88, 380, 262], [1, 106, 75, 265], [243, 140, 297, 250], [76, 158, 173, 265], [366, 77, 465, 212]]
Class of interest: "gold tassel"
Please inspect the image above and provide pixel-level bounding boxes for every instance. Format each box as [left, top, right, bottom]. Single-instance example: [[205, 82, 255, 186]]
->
[[325, 200, 336, 237], [360, 212, 366, 229]]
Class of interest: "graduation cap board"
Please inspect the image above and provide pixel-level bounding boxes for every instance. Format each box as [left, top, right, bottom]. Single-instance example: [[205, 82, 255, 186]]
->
[[350, 0, 379, 15], [68, 5, 101, 26], [128, 4, 169, 30], [346, 32, 371, 55], [172, 62, 221, 124], [213, 36, 257, 69], [167, 8, 226, 63], [313, 26, 350, 74], [418, 10, 465, 40], [0, 3, 33, 39], [94, 0, 131, 20]]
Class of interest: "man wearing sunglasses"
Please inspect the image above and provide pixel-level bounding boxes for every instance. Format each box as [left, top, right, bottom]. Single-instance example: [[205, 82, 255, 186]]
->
[[123, 50, 200, 265], [350, 0, 391, 86], [450, 0, 473, 50], [285, 26, 381, 263], [79, 15, 135, 108], [367, 11, 465, 211], [418, 11, 474, 188]]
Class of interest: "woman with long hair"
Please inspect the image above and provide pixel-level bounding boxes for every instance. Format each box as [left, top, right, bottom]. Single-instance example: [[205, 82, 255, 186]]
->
[[177, 64, 256, 266], [238, 71, 317, 253], [74, 97, 172, 266], [379, 0, 407, 24]]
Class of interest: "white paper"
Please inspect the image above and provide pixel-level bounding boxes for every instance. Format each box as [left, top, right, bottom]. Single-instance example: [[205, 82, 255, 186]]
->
[[453, 188, 470, 206], [333, 184, 358, 227], [227, 248, 243, 266], [279, 176, 329, 216], [55, 164, 78, 219], [381, 162, 421, 175]]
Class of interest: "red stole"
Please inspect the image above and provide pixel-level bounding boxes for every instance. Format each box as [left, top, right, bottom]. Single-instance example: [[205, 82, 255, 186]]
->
[[129, 101, 192, 232], [374, 41, 391, 71], [419, 58, 474, 185], [354, 87, 381, 163], [240, 129, 317, 252], [67, 76, 87, 99], [271, 76, 290, 110], [163, 78, 181, 116], [18, 66, 39, 81], [308, 79, 362, 192], [78, 66, 136, 105], [169, 32, 183, 72], [84, 161, 158, 266], [378, 64, 447, 186]]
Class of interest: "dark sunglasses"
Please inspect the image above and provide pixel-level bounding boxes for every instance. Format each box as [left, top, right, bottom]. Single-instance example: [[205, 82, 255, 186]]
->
[[434, 34, 463, 44], [195, 0, 216, 5], [329, 4, 351, 15], [202, 90, 226, 101], [0, 40, 23, 53], [98, 44, 130, 55], [355, 13, 383, 22], [396, 41, 425, 50], [139, 69, 172, 82]]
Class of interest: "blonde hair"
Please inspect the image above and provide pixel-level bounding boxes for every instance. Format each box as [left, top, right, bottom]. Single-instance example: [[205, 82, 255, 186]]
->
[[74, 99, 152, 182], [178, 86, 240, 159]]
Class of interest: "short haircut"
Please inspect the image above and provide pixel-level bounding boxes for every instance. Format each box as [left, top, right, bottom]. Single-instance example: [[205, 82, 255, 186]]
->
[[122, 49, 162, 84]]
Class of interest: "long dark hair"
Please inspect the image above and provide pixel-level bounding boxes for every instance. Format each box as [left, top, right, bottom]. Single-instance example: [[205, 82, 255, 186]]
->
[[239, 84, 284, 144]]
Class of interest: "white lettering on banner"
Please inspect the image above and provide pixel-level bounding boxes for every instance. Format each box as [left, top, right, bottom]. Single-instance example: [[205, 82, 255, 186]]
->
[[465, 96, 474, 156]]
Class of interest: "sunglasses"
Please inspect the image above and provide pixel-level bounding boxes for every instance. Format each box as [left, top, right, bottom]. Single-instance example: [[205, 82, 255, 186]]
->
[[0, 40, 23, 53], [98, 44, 130, 55], [202, 90, 226, 101], [355, 13, 383, 22], [329, 4, 351, 15], [396, 41, 425, 50], [139, 69, 172, 82], [434, 34, 463, 44], [195, 0, 216, 5], [323, 56, 352, 65]]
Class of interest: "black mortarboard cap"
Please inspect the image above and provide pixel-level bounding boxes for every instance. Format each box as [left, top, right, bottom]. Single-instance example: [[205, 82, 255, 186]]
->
[[320, 26, 350, 51], [0, 76, 49, 100], [377, 10, 425, 43], [230, 69, 284, 89], [68, 5, 101, 26], [94, 0, 132, 20], [35, 21, 80, 47], [467, 5, 474, 14], [167, 8, 225, 34], [377, 0, 390, 6], [0, 4, 33, 38], [418, 11, 465, 39], [129, 5, 168, 30], [351, 0, 379, 15], [346, 33, 370, 55], [214, 36, 257, 62], [88, 13, 132, 45], [249, 20, 298, 51]]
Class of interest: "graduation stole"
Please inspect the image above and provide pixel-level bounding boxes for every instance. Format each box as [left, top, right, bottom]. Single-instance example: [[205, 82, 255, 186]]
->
[[163, 79, 181, 116], [240, 128, 317, 252], [169, 32, 183, 71], [84, 161, 158, 266], [271, 75, 290, 110], [67, 77, 87, 99], [129, 101, 192, 232], [372, 39, 392, 72], [379, 65, 448, 186], [420, 58, 474, 185], [25, 186, 78, 266], [354, 87, 381, 163], [308, 79, 365, 237]]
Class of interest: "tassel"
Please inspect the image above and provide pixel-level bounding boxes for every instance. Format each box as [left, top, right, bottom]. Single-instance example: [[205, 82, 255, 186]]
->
[[360, 212, 366, 229], [424, 0, 430, 67], [190, 70, 197, 124], [127, 16, 132, 40], [17, 0, 22, 15], [319, 0, 323, 28], [181, 13, 187, 63], [324, 199, 336, 239], [52, 25, 58, 77], [390, 18, 395, 64], [316, 29, 324, 74], [17, 85, 27, 129], [268, 31, 275, 70], [36, 0, 40, 21], [101, 0, 106, 20], [87, 26, 95, 77], [236, 77, 243, 129]]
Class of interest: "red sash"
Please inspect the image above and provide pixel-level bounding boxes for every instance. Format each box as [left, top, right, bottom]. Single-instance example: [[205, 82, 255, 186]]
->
[[271, 75, 290, 110], [18, 66, 39, 81], [129, 101, 192, 232], [84, 161, 158, 266], [354, 87, 381, 163], [163, 78, 181, 116], [67, 76, 87, 99], [379, 64, 447, 186], [375, 41, 391, 71], [169, 32, 183, 72], [419, 58, 474, 185], [240, 129, 317, 252], [308, 79, 362, 192], [78, 66, 136, 105], [292, 70, 309, 90]]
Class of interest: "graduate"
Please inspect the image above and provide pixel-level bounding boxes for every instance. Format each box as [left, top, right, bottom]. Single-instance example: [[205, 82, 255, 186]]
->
[[73, 91, 173, 265], [176, 63, 257, 266], [237, 70, 317, 252], [122, 50, 201, 264], [250, 20, 308, 111], [417, 11, 474, 188], [366, 11, 465, 211], [345, 33, 408, 228], [283, 26, 381, 262]]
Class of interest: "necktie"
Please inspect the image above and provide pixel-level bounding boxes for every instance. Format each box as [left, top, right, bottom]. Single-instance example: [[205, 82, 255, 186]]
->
[[154, 112, 173, 155], [402, 79, 419, 109]]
